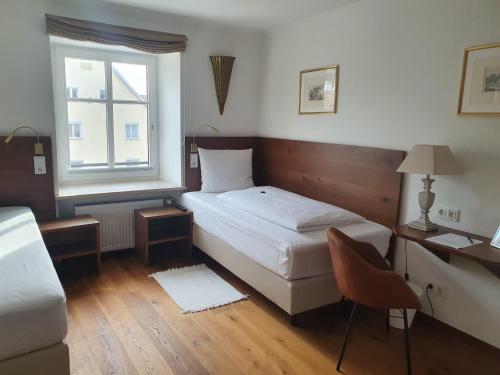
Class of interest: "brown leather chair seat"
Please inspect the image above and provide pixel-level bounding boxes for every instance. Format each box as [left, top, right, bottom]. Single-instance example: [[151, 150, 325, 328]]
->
[[327, 227, 421, 375]]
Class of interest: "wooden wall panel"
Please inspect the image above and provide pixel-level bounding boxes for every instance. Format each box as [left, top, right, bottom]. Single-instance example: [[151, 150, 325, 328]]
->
[[0, 136, 56, 221], [256, 138, 405, 228], [184, 136, 405, 228]]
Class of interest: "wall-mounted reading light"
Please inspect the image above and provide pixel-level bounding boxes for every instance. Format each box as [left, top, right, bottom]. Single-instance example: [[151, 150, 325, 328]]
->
[[4, 126, 44, 155], [190, 124, 220, 153]]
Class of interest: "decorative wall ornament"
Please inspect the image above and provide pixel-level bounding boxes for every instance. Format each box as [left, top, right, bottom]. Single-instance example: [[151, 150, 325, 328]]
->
[[457, 43, 500, 115], [299, 65, 338, 114], [210, 56, 235, 115]]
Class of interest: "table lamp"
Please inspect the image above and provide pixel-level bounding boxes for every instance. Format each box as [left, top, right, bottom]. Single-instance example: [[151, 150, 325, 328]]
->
[[397, 145, 462, 232]]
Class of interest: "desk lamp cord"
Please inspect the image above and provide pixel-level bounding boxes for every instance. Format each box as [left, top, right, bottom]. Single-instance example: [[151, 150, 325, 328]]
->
[[405, 240, 435, 318], [404, 239, 409, 281]]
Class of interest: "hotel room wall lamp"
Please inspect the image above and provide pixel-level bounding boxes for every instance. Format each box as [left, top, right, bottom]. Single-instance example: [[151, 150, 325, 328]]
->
[[190, 124, 220, 153], [397, 145, 462, 232], [4, 126, 44, 155]]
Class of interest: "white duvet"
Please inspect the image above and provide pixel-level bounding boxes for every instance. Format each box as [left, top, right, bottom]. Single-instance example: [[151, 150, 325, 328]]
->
[[217, 186, 364, 232]]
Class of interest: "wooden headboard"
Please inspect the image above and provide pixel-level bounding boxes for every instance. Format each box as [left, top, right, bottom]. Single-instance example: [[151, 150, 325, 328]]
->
[[256, 138, 405, 228], [185, 136, 405, 228], [0, 136, 56, 221]]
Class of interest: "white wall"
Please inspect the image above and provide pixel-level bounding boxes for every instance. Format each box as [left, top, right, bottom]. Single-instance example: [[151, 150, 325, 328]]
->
[[259, 0, 500, 347], [0, 0, 56, 136], [159, 53, 182, 186]]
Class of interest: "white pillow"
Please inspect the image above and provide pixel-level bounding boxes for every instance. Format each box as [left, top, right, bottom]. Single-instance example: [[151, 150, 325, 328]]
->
[[198, 148, 255, 193]]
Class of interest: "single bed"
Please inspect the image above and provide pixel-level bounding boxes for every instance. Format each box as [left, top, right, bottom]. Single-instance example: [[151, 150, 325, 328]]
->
[[183, 137, 405, 320], [181, 191, 391, 281], [0, 207, 69, 375], [181, 191, 392, 317]]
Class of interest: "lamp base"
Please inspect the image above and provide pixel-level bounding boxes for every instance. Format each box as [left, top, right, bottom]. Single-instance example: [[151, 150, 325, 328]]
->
[[408, 220, 438, 232]]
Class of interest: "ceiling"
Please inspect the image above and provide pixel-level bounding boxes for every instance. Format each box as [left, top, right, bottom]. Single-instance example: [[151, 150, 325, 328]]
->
[[96, 0, 348, 30]]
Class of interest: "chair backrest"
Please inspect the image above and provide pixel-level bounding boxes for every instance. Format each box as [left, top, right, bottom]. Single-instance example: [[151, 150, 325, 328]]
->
[[327, 227, 421, 310]]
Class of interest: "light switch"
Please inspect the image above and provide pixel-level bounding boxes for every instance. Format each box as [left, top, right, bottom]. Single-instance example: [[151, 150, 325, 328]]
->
[[190, 153, 199, 168], [34, 156, 47, 175]]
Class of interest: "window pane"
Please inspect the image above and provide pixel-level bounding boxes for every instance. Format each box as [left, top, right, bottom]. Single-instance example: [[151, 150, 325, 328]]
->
[[113, 104, 149, 167], [68, 121, 82, 139], [112, 62, 148, 101], [67, 102, 108, 168], [65, 58, 106, 100]]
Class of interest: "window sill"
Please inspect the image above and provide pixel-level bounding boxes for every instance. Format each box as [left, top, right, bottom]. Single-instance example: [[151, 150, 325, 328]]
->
[[56, 180, 185, 201]]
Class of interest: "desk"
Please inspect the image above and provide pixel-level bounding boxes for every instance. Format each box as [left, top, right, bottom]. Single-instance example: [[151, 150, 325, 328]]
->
[[394, 225, 500, 278]]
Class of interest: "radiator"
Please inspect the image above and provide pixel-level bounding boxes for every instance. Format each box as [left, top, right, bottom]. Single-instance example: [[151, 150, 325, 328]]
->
[[75, 199, 164, 252]]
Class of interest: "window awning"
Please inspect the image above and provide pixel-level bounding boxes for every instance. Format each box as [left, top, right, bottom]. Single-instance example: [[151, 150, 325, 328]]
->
[[46, 14, 187, 54]]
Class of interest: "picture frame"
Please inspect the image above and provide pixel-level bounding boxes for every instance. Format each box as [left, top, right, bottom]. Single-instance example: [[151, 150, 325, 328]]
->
[[457, 43, 500, 115], [299, 65, 338, 114], [491, 225, 500, 249]]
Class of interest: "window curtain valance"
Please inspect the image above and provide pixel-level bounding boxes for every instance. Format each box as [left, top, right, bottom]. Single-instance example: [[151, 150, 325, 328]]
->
[[46, 14, 187, 54]]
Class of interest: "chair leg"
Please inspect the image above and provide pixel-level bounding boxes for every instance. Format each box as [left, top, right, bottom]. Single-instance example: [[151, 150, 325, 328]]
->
[[403, 309, 413, 375], [386, 309, 390, 334], [337, 302, 357, 372]]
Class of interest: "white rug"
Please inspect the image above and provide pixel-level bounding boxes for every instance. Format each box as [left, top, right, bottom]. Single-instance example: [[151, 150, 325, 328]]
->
[[150, 264, 248, 313]]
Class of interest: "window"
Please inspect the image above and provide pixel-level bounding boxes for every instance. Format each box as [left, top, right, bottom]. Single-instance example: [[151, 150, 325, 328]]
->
[[125, 122, 140, 140], [66, 86, 79, 98], [68, 121, 82, 139], [51, 44, 158, 182]]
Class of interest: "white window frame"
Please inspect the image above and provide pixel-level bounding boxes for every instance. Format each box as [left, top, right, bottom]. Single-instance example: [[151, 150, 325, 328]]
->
[[124, 122, 140, 140], [51, 44, 159, 183], [68, 121, 83, 140]]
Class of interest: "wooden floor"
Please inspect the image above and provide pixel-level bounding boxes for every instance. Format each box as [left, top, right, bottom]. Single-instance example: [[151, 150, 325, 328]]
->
[[60, 251, 500, 375]]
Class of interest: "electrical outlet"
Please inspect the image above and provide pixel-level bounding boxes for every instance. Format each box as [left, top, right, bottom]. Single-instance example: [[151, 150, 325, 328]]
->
[[437, 206, 460, 222], [437, 207, 448, 219], [436, 285, 447, 297], [428, 283, 447, 298]]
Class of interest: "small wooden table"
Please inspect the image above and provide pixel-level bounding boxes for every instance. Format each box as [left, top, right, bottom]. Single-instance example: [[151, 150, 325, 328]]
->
[[135, 207, 193, 266], [394, 225, 500, 278], [38, 215, 101, 273]]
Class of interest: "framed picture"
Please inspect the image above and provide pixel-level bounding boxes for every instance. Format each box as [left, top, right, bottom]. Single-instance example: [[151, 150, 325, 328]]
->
[[491, 225, 500, 249], [299, 65, 338, 114], [457, 43, 500, 115]]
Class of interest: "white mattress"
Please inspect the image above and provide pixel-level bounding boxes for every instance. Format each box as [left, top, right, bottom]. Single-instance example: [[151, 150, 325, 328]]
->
[[0, 207, 67, 362], [180, 192, 392, 281]]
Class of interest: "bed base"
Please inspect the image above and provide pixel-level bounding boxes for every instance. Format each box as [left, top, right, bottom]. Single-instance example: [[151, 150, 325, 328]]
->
[[193, 225, 342, 318], [0, 342, 69, 375]]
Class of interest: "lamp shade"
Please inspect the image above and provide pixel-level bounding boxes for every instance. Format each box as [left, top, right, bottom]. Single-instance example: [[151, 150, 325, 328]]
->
[[397, 145, 462, 175]]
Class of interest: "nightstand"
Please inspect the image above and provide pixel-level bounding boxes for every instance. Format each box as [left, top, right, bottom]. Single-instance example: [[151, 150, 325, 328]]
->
[[134, 207, 193, 266], [38, 215, 101, 273]]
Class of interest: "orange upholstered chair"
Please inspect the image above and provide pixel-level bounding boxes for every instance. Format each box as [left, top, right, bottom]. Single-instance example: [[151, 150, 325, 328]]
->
[[327, 227, 421, 375]]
